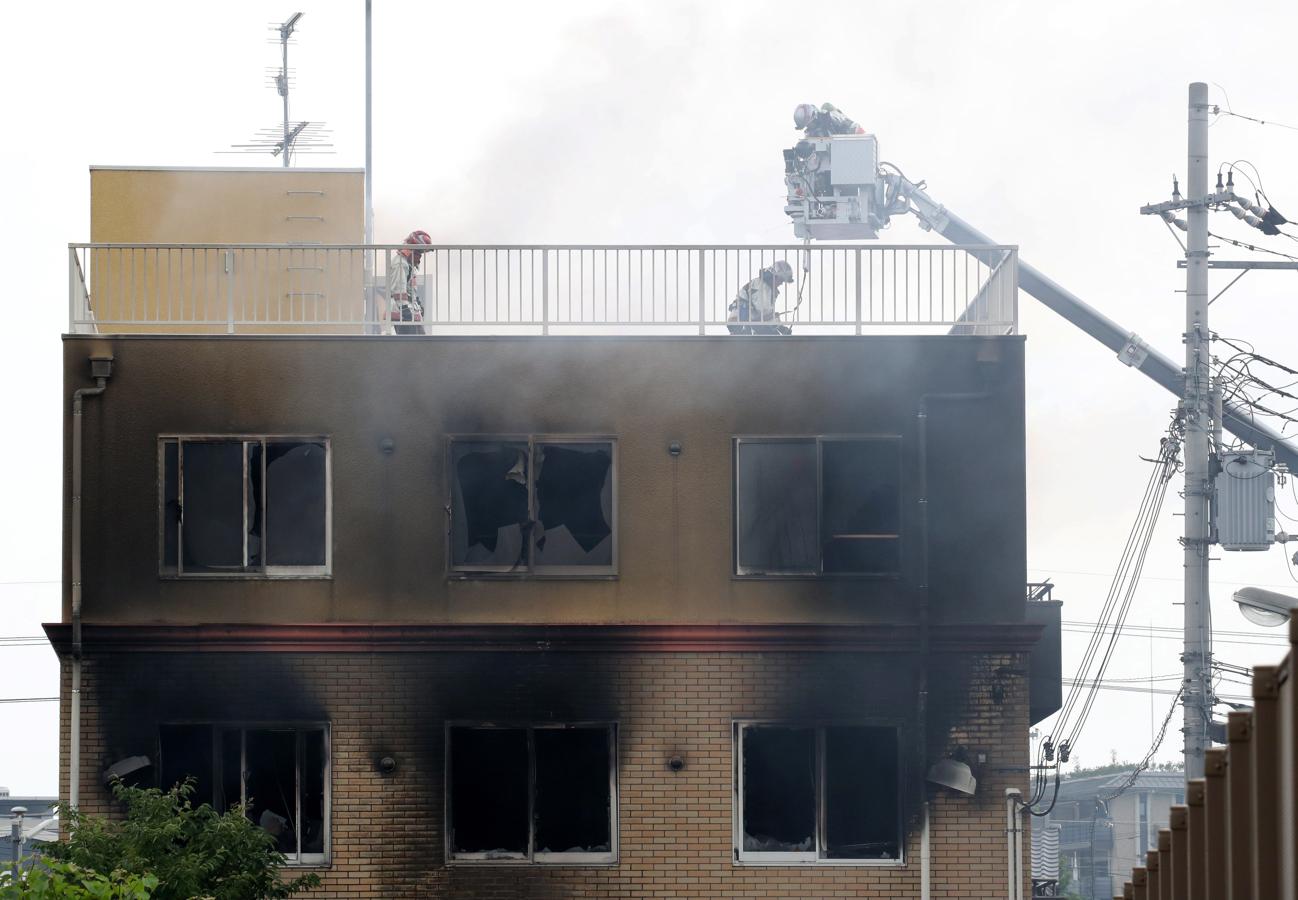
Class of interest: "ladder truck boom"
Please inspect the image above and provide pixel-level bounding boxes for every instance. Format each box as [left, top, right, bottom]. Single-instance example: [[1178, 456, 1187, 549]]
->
[[779, 121, 1297, 469], [899, 178, 1298, 471]]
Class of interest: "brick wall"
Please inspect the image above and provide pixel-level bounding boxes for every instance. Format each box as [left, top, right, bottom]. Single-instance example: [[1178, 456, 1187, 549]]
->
[[61, 649, 1028, 899]]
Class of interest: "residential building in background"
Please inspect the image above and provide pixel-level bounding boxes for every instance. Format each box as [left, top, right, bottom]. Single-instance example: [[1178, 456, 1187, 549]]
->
[[0, 790, 59, 867], [1038, 768, 1184, 899], [47, 168, 1061, 898]]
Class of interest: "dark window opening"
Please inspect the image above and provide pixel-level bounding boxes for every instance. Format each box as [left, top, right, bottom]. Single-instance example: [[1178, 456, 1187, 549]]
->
[[160, 437, 329, 576], [158, 724, 214, 808], [735, 437, 900, 576], [736, 442, 818, 574], [451, 442, 530, 568], [447, 724, 617, 863], [180, 442, 244, 572], [266, 442, 327, 566], [158, 724, 328, 864], [162, 441, 179, 569], [534, 443, 613, 569], [742, 727, 815, 852], [823, 726, 900, 859], [534, 727, 612, 854], [244, 729, 298, 856], [737, 723, 901, 863], [450, 438, 616, 575], [821, 440, 900, 573], [448, 728, 529, 857]]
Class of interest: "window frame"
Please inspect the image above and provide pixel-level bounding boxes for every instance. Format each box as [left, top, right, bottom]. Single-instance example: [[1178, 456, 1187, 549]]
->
[[731, 720, 905, 867], [443, 721, 619, 866], [445, 434, 618, 578], [732, 434, 902, 578], [158, 435, 332, 579], [156, 721, 331, 868]]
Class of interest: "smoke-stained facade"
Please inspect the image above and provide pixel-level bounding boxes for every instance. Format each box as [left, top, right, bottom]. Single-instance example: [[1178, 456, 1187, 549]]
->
[[53, 331, 1050, 898]]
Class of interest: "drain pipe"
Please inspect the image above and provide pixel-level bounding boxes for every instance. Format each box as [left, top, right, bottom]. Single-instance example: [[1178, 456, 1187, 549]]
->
[[917, 391, 991, 900], [70, 355, 113, 811], [1005, 788, 1024, 900]]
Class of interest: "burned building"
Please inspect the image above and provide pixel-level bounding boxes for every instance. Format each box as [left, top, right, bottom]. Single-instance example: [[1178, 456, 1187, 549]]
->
[[49, 167, 1060, 898]]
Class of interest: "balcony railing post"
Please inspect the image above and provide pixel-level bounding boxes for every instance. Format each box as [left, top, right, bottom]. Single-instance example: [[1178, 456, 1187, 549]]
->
[[541, 249, 549, 336], [68, 245, 78, 334], [224, 249, 235, 334], [1012, 249, 1020, 335], [854, 248, 863, 335], [697, 248, 706, 335]]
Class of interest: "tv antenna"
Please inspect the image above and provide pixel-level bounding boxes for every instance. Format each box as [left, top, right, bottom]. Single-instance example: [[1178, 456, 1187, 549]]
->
[[227, 12, 333, 165]]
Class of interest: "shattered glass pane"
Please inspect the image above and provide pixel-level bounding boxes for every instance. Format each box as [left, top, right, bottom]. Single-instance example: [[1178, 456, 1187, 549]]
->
[[824, 726, 900, 859], [451, 442, 530, 569], [301, 730, 326, 855], [821, 439, 901, 574], [161, 440, 178, 570], [736, 441, 818, 573], [180, 441, 244, 572], [265, 441, 327, 567], [534, 443, 613, 569], [534, 727, 612, 854], [244, 729, 298, 856], [159, 724, 214, 807], [449, 728, 529, 856], [742, 726, 816, 852]]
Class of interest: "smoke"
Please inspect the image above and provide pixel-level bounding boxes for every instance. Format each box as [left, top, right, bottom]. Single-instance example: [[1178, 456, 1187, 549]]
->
[[383, 7, 711, 244]]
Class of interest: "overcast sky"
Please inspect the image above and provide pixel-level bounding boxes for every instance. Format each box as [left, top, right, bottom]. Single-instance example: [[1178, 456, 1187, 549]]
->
[[2, 0, 1297, 795]]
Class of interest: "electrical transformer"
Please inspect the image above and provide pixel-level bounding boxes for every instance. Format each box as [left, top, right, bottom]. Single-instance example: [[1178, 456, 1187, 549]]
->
[[783, 134, 883, 239], [1215, 450, 1277, 550]]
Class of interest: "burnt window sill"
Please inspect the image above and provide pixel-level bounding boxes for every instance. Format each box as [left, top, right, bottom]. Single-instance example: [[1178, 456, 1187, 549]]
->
[[159, 571, 333, 582], [448, 571, 619, 582], [731, 572, 901, 581], [733, 858, 906, 868], [446, 856, 619, 868]]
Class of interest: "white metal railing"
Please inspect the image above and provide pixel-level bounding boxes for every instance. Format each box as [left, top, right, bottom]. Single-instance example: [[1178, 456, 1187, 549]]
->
[[67, 243, 1017, 336]]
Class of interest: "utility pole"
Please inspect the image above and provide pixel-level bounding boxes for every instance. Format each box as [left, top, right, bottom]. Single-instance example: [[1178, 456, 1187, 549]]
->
[[1182, 81, 1213, 779]]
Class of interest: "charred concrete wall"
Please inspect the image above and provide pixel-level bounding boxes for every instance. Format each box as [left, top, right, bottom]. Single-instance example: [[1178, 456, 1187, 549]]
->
[[63, 648, 1030, 899], [62, 333, 1026, 628]]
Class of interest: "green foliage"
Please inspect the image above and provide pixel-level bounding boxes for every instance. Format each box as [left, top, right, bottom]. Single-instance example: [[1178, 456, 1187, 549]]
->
[[0, 859, 158, 899], [1057, 861, 1085, 900], [39, 780, 319, 900], [1066, 760, 1184, 779]]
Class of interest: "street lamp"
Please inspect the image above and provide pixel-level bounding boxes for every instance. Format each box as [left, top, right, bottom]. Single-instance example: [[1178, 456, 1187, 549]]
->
[[1231, 586, 1298, 627]]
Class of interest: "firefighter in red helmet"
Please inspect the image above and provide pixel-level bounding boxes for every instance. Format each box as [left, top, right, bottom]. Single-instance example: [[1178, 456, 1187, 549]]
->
[[388, 229, 432, 334]]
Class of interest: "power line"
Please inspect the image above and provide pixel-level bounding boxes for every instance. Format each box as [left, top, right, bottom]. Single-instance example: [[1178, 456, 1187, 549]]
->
[[0, 697, 58, 704], [1213, 108, 1298, 134], [1062, 619, 1286, 643], [1027, 566, 1298, 593]]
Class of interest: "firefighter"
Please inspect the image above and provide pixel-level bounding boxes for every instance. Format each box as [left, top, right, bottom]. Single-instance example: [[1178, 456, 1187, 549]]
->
[[388, 229, 432, 334], [727, 260, 795, 335], [793, 102, 864, 137]]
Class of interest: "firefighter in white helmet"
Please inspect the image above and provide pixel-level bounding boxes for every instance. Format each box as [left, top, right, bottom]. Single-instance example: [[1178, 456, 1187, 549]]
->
[[727, 260, 795, 335], [388, 229, 432, 334], [793, 102, 864, 137]]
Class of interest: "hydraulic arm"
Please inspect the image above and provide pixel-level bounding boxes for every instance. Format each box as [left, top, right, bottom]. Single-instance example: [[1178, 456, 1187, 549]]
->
[[899, 179, 1298, 471]]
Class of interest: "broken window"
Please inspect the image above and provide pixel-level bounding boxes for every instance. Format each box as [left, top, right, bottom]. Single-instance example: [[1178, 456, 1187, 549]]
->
[[735, 723, 900, 864], [160, 437, 330, 576], [449, 437, 616, 575], [158, 723, 329, 865], [447, 724, 616, 864], [734, 437, 900, 576]]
